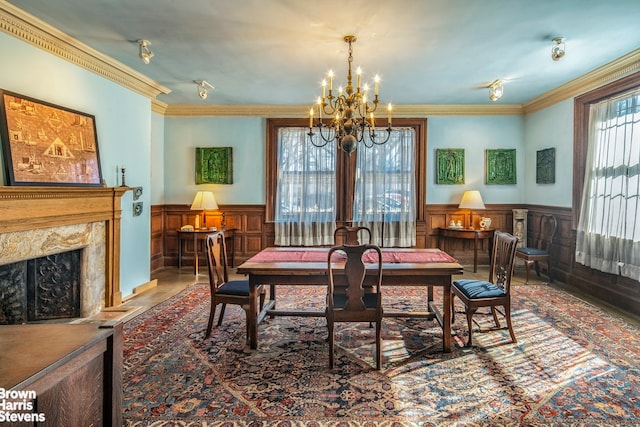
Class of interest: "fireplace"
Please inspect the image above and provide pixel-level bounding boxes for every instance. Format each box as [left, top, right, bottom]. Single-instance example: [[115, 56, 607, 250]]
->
[[0, 222, 105, 323], [1, 249, 82, 323], [0, 186, 130, 322]]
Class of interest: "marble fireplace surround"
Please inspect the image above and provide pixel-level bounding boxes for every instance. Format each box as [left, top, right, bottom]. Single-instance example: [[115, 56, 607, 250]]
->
[[0, 186, 130, 317]]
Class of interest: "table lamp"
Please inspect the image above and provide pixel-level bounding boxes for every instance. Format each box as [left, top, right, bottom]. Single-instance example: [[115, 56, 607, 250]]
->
[[190, 191, 218, 230], [458, 190, 485, 229]]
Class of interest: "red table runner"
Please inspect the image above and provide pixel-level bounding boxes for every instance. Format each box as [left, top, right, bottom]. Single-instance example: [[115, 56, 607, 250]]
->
[[247, 248, 456, 264]]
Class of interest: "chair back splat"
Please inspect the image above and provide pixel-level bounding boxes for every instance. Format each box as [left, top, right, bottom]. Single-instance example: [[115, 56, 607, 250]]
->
[[205, 231, 265, 341], [333, 226, 372, 246], [326, 243, 383, 369], [452, 231, 519, 347]]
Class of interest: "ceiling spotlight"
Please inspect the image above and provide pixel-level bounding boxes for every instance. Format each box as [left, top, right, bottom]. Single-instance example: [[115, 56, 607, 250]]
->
[[138, 39, 154, 64], [551, 37, 565, 61], [195, 80, 214, 100], [488, 80, 503, 102]]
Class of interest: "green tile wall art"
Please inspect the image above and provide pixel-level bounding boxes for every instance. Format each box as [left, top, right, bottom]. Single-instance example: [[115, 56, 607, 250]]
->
[[485, 148, 516, 184], [536, 147, 555, 184], [436, 148, 465, 184], [195, 147, 233, 184]]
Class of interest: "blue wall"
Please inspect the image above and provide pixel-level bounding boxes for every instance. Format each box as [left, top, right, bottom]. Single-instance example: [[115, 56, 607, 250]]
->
[[0, 32, 152, 298], [161, 110, 573, 210], [524, 99, 574, 207], [427, 115, 525, 205], [163, 114, 537, 207], [163, 116, 266, 205]]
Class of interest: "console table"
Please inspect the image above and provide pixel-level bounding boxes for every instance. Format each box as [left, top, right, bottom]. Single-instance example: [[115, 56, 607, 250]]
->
[[438, 227, 495, 272], [177, 228, 236, 275]]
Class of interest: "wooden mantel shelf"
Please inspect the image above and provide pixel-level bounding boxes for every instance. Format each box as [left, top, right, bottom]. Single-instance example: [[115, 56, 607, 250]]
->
[[0, 186, 131, 233], [0, 186, 132, 307]]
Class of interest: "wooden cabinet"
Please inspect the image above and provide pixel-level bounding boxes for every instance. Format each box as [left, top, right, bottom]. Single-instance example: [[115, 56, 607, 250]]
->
[[0, 323, 122, 426]]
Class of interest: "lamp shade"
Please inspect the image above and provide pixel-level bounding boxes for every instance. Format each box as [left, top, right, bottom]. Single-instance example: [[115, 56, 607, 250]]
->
[[458, 190, 485, 210], [190, 191, 218, 211]]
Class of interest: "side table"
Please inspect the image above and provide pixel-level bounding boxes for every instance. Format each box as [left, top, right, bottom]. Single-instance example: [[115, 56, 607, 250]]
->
[[438, 227, 495, 273], [177, 228, 236, 275]]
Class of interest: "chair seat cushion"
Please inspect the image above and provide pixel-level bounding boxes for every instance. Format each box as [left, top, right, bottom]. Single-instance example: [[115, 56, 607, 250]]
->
[[216, 280, 251, 296], [333, 292, 379, 309], [517, 247, 548, 256], [453, 279, 506, 299]]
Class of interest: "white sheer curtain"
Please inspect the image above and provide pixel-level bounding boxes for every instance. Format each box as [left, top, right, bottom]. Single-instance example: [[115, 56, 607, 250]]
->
[[353, 127, 416, 247], [576, 89, 640, 280], [274, 127, 336, 246]]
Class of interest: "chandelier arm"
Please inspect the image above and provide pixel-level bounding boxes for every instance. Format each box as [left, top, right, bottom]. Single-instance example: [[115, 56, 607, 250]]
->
[[365, 125, 392, 146], [322, 101, 338, 117], [308, 123, 336, 147]]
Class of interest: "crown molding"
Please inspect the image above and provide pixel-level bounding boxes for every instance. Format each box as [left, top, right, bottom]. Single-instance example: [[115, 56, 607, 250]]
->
[[396, 104, 524, 116], [163, 103, 524, 117], [523, 48, 640, 114], [0, 2, 170, 99], [151, 98, 168, 115], [163, 104, 307, 117]]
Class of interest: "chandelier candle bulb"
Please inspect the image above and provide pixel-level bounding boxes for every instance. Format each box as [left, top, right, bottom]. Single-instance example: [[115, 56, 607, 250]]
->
[[374, 75, 380, 96], [357, 67, 362, 90], [309, 108, 314, 128], [328, 70, 334, 92]]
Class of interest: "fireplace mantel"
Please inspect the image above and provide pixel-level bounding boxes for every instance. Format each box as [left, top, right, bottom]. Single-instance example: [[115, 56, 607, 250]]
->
[[0, 186, 131, 307]]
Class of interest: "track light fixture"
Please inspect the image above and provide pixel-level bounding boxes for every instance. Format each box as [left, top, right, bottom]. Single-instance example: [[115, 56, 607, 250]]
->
[[138, 39, 154, 64], [195, 80, 214, 100], [488, 80, 503, 101], [551, 37, 566, 61]]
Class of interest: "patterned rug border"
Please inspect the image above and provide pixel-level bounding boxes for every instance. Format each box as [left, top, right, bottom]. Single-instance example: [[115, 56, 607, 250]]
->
[[123, 416, 640, 427]]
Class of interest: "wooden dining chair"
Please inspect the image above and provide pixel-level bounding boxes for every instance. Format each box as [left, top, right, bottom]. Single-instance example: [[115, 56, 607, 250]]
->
[[326, 243, 383, 369], [515, 214, 557, 284], [452, 231, 519, 346], [205, 231, 265, 341], [333, 226, 372, 245]]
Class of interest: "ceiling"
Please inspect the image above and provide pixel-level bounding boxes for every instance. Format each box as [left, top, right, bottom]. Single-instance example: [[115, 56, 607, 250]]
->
[[7, 0, 640, 106]]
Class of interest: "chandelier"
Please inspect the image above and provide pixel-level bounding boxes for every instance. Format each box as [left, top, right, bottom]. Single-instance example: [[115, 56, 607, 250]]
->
[[307, 35, 392, 156]]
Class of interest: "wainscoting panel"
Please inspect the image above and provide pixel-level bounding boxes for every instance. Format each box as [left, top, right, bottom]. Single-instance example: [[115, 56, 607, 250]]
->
[[150, 206, 164, 272], [150, 203, 638, 318]]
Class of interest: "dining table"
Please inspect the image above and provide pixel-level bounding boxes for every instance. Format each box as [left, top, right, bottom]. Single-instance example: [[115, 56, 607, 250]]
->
[[236, 247, 463, 351]]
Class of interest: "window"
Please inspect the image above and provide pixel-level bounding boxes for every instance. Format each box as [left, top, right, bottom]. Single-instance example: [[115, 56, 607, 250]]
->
[[266, 118, 426, 247], [574, 73, 640, 280], [353, 128, 416, 246], [273, 127, 336, 246]]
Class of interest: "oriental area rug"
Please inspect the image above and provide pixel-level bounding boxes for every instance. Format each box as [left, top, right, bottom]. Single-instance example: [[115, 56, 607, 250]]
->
[[122, 281, 640, 426]]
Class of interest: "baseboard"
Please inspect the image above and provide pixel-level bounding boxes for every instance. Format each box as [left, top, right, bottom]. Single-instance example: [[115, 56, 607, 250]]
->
[[125, 279, 158, 301]]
